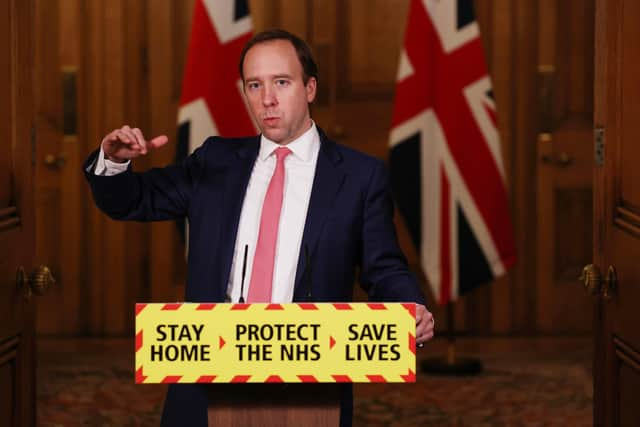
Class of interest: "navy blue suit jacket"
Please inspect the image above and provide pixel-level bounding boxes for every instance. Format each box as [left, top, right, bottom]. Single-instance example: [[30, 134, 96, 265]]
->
[[84, 128, 426, 426]]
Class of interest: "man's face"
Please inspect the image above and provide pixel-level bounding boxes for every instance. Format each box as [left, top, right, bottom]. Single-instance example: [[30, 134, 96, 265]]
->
[[242, 39, 317, 145]]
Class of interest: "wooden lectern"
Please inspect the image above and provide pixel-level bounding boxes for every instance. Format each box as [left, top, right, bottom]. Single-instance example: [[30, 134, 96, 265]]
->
[[207, 383, 341, 426]]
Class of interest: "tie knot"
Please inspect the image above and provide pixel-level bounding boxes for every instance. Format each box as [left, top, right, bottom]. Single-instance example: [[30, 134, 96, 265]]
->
[[274, 147, 292, 162]]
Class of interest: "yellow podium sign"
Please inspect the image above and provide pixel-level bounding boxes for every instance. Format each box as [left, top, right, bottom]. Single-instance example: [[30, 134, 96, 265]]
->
[[135, 302, 417, 384]]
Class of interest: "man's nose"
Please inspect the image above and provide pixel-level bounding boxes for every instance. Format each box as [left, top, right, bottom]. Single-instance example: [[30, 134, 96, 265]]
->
[[261, 87, 277, 106]]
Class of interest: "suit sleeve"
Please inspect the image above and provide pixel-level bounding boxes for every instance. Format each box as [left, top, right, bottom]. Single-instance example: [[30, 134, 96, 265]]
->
[[83, 139, 211, 222], [359, 159, 427, 305]]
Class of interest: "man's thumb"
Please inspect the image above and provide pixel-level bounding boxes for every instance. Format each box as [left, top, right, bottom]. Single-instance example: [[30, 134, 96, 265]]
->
[[149, 135, 169, 148]]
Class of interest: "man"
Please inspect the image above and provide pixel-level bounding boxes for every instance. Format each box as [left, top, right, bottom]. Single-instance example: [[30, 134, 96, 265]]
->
[[85, 29, 434, 427]]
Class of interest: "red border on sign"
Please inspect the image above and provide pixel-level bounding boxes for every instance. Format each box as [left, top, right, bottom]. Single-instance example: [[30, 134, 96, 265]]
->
[[366, 375, 387, 382], [135, 303, 147, 316], [135, 367, 147, 383], [401, 369, 416, 382], [408, 332, 416, 355], [196, 375, 217, 383], [196, 303, 217, 310], [402, 303, 416, 318], [135, 331, 143, 352]]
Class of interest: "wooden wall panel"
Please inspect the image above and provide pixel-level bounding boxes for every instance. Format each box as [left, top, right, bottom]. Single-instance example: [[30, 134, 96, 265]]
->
[[34, 0, 63, 335], [336, 0, 409, 99], [535, 0, 594, 334], [75, 0, 193, 335], [57, 0, 83, 335], [79, 0, 161, 335], [346, 0, 408, 93], [278, 0, 308, 38], [173, 0, 195, 103], [147, 0, 186, 305], [122, 0, 150, 323], [512, 0, 539, 333], [310, 0, 337, 109], [101, 0, 128, 335], [0, 0, 10, 208], [35, 0, 84, 335], [82, 0, 104, 335], [487, 0, 517, 335], [248, 0, 279, 30]]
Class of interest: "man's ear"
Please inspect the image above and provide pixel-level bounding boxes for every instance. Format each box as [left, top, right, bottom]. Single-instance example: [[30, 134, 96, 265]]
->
[[305, 77, 317, 103]]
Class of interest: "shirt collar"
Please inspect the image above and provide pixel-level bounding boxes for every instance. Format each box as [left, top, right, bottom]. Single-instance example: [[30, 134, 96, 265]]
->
[[258, 121, 319, 162]]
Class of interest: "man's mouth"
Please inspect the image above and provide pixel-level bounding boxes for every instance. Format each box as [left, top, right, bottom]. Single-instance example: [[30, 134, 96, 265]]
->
[[263, 116, 280, 126]]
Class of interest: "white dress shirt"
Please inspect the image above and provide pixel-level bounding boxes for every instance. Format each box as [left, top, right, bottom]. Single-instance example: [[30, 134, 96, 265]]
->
[[95, 123, 320, 304], [93, 146, 130, 175], [227, 124, 319, 303]]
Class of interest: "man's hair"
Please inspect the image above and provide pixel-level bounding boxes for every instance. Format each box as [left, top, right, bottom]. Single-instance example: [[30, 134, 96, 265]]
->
[[238, 29, 319, 85]]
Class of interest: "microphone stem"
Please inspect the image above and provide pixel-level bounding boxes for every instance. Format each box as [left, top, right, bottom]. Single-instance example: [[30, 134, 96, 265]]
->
[[239, 244, 248, 303]]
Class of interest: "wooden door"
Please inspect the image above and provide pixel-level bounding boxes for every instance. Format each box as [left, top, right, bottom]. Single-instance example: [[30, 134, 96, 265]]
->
[[535, 0, 595, 333], [34, 0, 83, 335], [593, 0, 640, 425], [0, 0, 38, 425]]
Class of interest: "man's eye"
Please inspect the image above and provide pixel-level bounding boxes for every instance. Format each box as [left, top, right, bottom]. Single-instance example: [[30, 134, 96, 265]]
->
[[247, 82, 260, 90], [276, 79, 289, 86]]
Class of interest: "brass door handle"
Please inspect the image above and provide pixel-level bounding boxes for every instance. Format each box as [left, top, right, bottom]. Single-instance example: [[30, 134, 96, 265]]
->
[[580, 264, 617, 300], [603, 265, 617, 300], [580, 264, 601, 295], [16, 265, 55, 300], [44, 153, 67, 169]]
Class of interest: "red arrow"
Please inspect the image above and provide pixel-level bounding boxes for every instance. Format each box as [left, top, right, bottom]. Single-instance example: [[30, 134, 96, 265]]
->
[[219, 336, 226, 349], [401, 369, 416, 382], [329, 336, 336, 349], [135, 366, 147, 383]]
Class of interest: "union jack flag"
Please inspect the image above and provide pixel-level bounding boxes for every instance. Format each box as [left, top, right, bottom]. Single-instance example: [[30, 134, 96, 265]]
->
[[177, 0, 257, 161], [176, 0, 257, 244], [389, 0, 516, 304]]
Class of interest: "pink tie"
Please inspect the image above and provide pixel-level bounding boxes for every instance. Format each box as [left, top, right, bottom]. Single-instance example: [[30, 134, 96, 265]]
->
[[247, 147, 292, 302]]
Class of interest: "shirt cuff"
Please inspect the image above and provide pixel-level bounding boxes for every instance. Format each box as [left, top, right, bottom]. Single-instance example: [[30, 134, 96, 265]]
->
[[92, 147, 130, 176]]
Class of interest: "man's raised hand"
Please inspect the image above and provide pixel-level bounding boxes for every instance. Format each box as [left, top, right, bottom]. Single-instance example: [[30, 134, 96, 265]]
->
[[101, 125, 169, 163]]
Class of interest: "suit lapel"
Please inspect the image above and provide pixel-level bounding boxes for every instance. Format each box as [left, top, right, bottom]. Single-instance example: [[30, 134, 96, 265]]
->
[[218, 138, 260, 292], [293, 133, 346, 299]]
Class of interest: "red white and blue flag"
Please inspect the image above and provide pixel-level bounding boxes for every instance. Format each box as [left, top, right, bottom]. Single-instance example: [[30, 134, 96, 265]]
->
[[389, 0, 516, 304], [177, 0, 257, 244], [177, 0, 257, 161]]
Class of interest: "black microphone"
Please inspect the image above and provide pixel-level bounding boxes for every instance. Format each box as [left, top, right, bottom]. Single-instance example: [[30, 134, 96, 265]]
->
[[239, 244, 248, 303], [304, 244, 312, 301]]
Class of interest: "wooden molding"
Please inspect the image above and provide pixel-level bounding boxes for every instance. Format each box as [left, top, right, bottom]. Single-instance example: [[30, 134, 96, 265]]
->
[[614, 336, 640, 371], [615, 206, 640, 238], [0, 206, 20, 232]]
